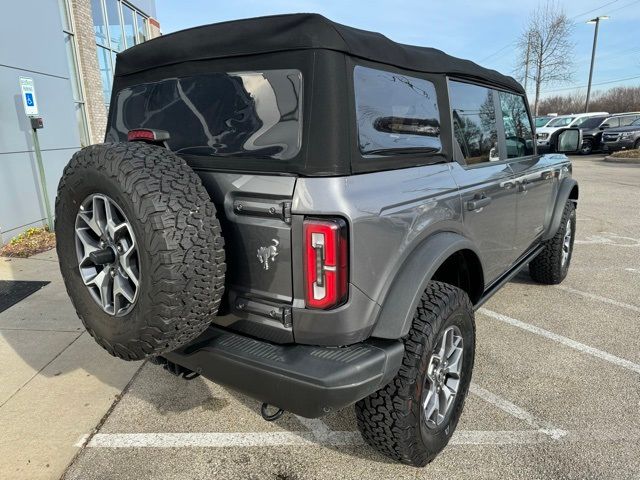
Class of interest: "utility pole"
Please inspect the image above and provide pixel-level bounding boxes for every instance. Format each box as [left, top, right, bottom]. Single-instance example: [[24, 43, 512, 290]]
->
[[524, 31, 532, 93], [585, 16, 609, 113]]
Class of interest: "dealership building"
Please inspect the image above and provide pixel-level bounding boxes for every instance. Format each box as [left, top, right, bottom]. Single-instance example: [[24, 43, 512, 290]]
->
[[0, 0, 160, 244]]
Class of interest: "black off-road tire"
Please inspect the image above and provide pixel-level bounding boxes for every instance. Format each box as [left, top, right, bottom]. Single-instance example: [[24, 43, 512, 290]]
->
[[579, 140, 593, 155], [355, 282, 475, 467], [55, 142, 225, 360], [529, 200, 576, 285]]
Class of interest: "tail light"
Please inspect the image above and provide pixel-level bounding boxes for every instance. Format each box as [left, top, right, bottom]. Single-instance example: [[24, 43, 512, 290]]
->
[[303, 218, 348, 309], [127, 128, 170, 144]]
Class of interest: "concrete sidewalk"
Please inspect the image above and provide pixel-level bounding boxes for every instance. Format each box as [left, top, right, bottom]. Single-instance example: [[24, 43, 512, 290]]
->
[[0, 251, 141, 480]]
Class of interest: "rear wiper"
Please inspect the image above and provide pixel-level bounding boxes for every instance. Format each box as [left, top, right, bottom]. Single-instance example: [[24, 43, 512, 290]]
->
[[364, 147, 441, 156]]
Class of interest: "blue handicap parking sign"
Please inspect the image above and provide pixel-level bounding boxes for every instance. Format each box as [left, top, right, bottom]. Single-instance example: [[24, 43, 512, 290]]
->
[[25, 93, 34, 106]]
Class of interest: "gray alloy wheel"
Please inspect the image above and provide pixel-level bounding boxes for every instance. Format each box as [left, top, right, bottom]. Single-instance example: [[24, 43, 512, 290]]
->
[[75, 193, 140, 317], [561, 217, 572, 268], [422, 325, 464, 428]]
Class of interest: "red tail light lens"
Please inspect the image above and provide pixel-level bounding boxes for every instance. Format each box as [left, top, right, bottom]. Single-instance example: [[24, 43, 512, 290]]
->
[[127, 129, 170, 143], [303, 218, 348, 309]]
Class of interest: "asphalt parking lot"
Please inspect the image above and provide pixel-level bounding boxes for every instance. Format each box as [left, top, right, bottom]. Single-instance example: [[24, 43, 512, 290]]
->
[[23, 155, 640, 479]]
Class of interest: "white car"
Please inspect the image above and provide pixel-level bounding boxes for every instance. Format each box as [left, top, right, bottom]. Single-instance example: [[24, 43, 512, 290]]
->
[[536, 112, 609, 148]]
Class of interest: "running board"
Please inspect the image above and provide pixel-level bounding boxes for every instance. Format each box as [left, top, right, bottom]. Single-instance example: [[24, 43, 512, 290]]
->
[[474, 245, 544, 309]]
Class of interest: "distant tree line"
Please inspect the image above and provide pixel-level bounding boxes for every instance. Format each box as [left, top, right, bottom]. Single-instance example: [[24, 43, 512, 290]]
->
[[535, 86, 640, 115]]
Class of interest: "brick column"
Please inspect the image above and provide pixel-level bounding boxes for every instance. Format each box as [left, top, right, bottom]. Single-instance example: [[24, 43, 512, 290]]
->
[[71, 0, 108, 143], [148, 18, 161, 39]]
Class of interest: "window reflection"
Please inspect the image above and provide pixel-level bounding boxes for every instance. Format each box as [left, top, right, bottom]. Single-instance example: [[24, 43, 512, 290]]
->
[[104, 0, 124, 51], [109, 70, 303, 160], [122, 5, 136, 48], [450, 81, 499, 164], [91, 0, 108, 46], [354, 66, 441, 156], [499, 92, 534, 158]]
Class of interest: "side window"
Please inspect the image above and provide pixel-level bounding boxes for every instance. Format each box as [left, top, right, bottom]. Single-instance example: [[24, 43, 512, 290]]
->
[[499, 91, 534, 158], [354, 66, 441, 156], [620, 116, 636, 127], [607, 117, 620, 127], [449, 81, 499, 165]]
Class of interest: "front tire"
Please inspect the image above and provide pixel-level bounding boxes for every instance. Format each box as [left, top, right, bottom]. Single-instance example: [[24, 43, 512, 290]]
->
[[529, 200, 576, 284], [355, 282, 475, 466], [579, 140, 593, 155]]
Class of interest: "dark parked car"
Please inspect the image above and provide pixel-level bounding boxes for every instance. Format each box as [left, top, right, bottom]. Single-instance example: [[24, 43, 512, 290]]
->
[[580, 113, 640, 154], [601, 116, 640, 153], [54, 14, 581, 466]]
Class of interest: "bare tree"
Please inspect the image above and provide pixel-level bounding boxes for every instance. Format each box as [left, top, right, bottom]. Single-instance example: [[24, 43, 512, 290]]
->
[[517, 1, 575, 115], [537, 86, 640, 115]]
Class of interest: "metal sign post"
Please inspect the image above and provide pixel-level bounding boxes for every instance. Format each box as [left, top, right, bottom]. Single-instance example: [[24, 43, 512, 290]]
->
[[19, 77, 54, 232]]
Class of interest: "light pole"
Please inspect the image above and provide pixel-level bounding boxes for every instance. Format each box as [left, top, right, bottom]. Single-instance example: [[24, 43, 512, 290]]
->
[[585, 16, 609, 113]]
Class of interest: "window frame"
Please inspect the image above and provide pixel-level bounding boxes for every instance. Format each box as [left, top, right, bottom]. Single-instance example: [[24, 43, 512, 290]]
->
[[446, 76, 537, 170], [59, 0, 91, 146], [348, 58, 452, 174], [92, 0, 152, 108]]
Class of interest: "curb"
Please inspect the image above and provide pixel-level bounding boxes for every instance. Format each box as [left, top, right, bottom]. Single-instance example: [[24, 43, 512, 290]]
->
[[603, 155, 640, 165]]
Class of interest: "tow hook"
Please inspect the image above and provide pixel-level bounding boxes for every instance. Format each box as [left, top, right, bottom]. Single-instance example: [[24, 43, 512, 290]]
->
[[261, 402, 285, 422]]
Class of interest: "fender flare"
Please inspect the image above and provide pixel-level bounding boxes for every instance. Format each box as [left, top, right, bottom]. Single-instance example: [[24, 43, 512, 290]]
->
[[371, 232, 483, 339], [542, 178, 579, 241]]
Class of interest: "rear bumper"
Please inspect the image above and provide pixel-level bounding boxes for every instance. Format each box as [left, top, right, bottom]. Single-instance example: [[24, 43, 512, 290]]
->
[[163, 325, 404, 418]]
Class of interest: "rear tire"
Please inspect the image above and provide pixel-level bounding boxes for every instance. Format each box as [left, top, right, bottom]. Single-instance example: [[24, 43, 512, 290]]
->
[[355, 282, 475, 466], [55, 142, 226, 360], [529, 200, 575, 285]]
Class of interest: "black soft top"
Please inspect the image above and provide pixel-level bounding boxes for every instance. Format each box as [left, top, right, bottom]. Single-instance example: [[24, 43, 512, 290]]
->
[[115, 13, 523, 94]]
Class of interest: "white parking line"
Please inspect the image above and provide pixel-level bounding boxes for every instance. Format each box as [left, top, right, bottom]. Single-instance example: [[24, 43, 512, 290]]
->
[[554, 285, 640, 314], [469, 384, 566, 439], [82, 428, 640, 448], [295, 416, 333, 442], [86, 431, 362, 448], [479, 308, 640, 374], [83, 430, 555, 448]]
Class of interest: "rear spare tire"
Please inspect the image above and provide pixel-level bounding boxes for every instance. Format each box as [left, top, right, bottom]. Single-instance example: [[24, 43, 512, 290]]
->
[[55, 142, 225, 360]]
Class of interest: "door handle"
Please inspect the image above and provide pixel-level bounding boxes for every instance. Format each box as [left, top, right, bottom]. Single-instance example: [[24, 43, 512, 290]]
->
[[466, 194, 492, 211]]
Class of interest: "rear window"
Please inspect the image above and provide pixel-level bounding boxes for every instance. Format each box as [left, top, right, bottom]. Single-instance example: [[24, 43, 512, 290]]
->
[[107, 69, 303, 160], [354, 66, 441, 156]]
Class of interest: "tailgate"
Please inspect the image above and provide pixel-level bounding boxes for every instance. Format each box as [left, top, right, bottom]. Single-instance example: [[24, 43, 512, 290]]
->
[[195, 171, 296, 339]]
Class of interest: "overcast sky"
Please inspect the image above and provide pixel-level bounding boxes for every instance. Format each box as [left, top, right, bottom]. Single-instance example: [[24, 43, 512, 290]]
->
[[156, 0, 640, 98]]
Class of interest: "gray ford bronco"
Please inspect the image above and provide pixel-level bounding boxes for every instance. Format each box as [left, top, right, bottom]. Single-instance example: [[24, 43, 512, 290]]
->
[[55, 14, 581, 466]]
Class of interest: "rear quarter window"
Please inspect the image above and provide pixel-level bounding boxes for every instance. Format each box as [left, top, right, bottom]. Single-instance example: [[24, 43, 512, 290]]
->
[[107, 69, 303, 160], [353, 66, 441, 156]]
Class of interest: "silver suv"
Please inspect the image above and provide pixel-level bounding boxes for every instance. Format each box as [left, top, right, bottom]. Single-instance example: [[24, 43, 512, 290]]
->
[[54, 14, 580, 466]]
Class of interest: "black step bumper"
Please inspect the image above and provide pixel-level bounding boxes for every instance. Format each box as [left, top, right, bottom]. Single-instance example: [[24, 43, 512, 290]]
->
[[163, 326, 404, 418]]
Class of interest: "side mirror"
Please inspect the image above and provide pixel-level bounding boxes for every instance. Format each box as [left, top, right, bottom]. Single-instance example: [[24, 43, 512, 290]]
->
[[600, 123, 610, 130], [549, 128, 582, 154]]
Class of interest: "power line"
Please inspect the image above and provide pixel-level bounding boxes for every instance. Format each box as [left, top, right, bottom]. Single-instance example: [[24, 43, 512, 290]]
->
[[605, 0, 640, 15], [478, 43, 515, 63], [541, 74, 640, 94], [476, 0, 627, 64], [570, 0, 619, 20]]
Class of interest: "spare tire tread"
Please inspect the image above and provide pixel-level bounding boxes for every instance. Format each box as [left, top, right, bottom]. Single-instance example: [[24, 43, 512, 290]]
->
[[56, 142, 225, 360]]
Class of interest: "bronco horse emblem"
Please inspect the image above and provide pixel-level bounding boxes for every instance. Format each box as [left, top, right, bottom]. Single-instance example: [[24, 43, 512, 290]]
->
[[257, 239, 279, 271]]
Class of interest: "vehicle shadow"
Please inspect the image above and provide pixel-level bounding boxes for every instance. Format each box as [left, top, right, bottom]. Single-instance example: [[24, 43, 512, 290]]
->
[[507, 268, 538, 285], [223, 386, 398, 465], [0, 257, 141, 391]]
